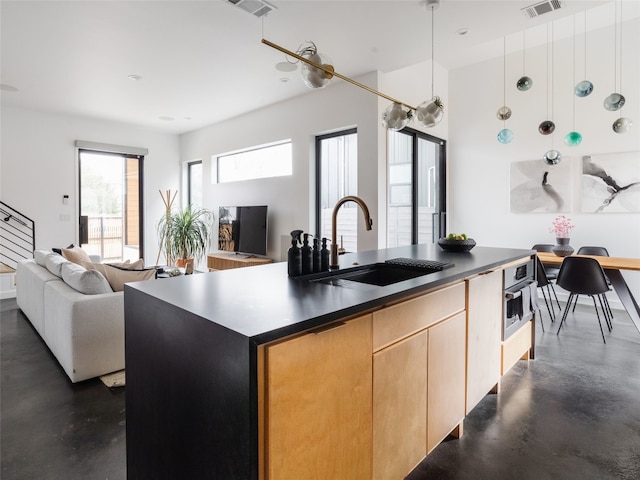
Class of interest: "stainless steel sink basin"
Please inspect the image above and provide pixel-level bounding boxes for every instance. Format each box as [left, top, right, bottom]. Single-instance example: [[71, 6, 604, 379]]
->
[[304, 262, 435, 287]]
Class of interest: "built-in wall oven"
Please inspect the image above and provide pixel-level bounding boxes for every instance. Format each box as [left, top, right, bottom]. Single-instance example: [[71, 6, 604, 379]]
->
[[503, 258, 536, 340]]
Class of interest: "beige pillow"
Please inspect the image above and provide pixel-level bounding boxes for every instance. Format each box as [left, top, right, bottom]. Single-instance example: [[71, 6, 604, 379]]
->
[[107, 259, 145, 270], [85, 262, 155, 292], [60, 262, 113, 295], [62, 246, 92, 265]]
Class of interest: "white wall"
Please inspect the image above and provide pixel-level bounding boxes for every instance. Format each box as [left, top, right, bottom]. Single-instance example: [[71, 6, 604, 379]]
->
[[448, 18, 640, 300], [0, 106, 180, 265], [180, 73, 380, 261]]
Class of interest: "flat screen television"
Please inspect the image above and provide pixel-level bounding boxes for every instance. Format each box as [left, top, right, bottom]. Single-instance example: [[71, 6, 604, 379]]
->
[[218, 206, 268, 257]]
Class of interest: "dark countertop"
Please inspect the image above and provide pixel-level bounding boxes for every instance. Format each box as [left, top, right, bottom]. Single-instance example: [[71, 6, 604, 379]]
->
[[126, 244, 533, 344]]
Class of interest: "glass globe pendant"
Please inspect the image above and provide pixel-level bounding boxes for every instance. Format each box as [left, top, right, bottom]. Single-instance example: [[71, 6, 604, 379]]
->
[[543, 150, 562, 165], [612, 117, 632, 134], [496, 106, 512, 121], [516, 76, 532, 91], [575, 80, 594, 97], [381, 102, 413, 131], [604, 93, 625, 111], [564, 131, 583, 146], [538, 120, 555, 135], [299, 44, 334, 89], [497, 129, 514, 144], [415, 96, 444, 128]]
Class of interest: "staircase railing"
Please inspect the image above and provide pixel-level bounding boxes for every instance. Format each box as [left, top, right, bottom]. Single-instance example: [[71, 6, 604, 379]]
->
[[0, 201, 35, 271]]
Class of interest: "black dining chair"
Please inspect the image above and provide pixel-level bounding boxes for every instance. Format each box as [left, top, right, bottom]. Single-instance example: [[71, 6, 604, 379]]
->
[[556, 256, 612, 344], [535, 256, 556, 326], [532, 244, 561, 310], [573, 246, 614, 321]]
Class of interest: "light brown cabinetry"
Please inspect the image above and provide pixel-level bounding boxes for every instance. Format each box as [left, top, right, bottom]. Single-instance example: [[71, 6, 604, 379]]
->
[[373, 331, 427, 480], [264, 314, 372, 480], [466, 269, 503, 414], [427, 311, 467, 453], [207, 253, 272, 271]]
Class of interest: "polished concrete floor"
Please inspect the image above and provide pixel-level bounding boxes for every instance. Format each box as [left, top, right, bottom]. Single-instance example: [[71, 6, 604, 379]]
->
[[2, 297, 640, 479]]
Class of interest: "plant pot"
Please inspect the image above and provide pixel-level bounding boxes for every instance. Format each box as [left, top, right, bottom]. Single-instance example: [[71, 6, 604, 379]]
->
[[175, 258, 194, 269], [552, 238, 574, 257]]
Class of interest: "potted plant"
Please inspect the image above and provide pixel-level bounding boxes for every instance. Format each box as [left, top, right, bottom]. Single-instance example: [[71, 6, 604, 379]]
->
[[157, 205, 215, 268]]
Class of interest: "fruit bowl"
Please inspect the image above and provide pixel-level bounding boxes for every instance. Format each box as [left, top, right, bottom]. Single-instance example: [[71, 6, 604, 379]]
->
[[437, 238, 476, 252]]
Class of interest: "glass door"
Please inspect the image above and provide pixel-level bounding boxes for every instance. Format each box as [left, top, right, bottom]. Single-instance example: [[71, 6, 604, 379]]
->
[[387, 128, 446, 247], [79, 150, 143, 263]]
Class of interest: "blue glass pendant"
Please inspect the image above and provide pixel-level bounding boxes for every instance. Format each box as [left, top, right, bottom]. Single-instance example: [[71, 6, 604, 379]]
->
[[564, 131, 583, 146], [497, 129, 514, 144], [575, 80, 594, 97], [543, 150, 562, 165]]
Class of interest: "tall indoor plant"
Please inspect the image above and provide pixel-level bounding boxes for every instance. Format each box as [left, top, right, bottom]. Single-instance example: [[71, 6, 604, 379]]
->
[[157, 204, 215, 268]]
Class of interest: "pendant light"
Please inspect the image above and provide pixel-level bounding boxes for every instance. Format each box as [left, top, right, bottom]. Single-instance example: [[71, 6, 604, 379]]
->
[[516, 30, 532, 92], [414, 0, 444, 128], [544, 22, 561, 165], [609, 0, 633, 133], [575, 11, 594, 97], [565, 15, 583, 146], [604, 0, 625, 112], [497, 37, 513, 144]]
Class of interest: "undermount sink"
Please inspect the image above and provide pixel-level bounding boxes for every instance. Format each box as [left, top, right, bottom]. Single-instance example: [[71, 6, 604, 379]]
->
[[303, 262, 435, 287]]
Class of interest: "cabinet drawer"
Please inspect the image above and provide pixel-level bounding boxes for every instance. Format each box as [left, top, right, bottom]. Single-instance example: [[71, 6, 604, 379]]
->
[[372, 282, 465, 352]]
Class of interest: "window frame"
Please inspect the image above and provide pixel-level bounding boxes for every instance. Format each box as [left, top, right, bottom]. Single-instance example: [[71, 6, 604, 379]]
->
[[187, 160, 203, 207]]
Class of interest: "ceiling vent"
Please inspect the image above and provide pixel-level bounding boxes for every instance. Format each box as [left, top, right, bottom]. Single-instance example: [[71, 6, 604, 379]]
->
[[226, 0, 276, 18], [521, 0, 562, 19]]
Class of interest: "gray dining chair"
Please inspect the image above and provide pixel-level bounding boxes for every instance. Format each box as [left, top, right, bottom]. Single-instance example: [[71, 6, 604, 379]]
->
[[556, 256, 612, 344], [572, 246, 614, 321]]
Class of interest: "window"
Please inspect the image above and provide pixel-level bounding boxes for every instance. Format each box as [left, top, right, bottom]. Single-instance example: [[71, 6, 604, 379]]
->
[[315, 128, 357, 252], [387, 128, 446, 247], [187, 161, 202, 206], [214, 140, 292, 183], [79, 150, 144, 263]]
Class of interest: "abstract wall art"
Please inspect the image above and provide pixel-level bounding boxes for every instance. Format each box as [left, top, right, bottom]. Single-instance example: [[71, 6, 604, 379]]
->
[[581, 152, 640, 213], [510, 158, 573, 213]]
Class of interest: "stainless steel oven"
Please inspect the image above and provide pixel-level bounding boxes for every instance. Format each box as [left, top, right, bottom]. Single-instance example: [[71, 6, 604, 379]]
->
[[503, 258, 536, 340]]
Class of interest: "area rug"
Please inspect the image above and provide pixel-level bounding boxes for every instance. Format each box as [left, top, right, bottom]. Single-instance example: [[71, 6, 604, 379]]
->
[[100, 370, 126, 388]]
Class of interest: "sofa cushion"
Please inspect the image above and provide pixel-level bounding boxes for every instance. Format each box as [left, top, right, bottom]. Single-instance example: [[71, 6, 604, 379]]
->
[[62, 246, 93, 265], [60, 262, 113, 295], [85, 262, 156, 292], [44, 253, 69, 277], [34, 249, 53, 267]]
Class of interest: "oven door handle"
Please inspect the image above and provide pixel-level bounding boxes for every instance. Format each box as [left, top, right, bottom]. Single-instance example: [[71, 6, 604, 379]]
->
[[505, 290, 522, 300]]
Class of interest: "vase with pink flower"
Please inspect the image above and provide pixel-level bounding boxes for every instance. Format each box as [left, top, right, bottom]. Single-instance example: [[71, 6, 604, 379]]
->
[[549, 215, 575, 257]]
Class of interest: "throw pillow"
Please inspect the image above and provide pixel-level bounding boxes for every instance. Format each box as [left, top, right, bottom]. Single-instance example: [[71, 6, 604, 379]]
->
[[44, 253, 68, 277], [105, 259, 144, 270], [85, 262, 156, 292], [60, 262, 113, 295], [34, 249, 52, 267], [52, 243, 75, 255], [61, 246, 92, 265]]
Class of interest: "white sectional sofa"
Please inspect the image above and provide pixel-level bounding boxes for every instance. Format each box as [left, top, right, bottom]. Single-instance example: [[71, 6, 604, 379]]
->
[[16, 252, 125, 383]]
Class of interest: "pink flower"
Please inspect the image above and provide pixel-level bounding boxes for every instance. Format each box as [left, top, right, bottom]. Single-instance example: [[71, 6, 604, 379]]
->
[[549, 215, 574, 238]]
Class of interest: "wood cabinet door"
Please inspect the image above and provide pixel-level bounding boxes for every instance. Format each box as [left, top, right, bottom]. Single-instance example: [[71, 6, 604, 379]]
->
[[373, 331, 427, 480], [265, 315, 372, 480], [466, 269, 503, 414], [427, 312, 467, 453]]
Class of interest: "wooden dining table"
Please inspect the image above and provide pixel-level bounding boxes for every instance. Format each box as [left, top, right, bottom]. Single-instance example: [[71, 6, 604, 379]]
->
[[537, 252, 640, 334]]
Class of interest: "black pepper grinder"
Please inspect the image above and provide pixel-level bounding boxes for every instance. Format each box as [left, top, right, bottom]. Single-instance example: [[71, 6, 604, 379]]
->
[[301, 233, 313, 275], [320, 237, 330, 272]]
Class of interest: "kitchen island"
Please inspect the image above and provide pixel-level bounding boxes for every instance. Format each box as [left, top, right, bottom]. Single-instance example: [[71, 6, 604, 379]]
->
[[125, 244, 535, 480]]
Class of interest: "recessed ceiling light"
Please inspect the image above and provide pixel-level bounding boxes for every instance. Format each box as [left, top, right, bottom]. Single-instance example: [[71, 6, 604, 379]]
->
[[0, 84, 19, 92], [275, 62, 297, 72], [456, 28, 470, 36], [128, 74, 143, 81], [159, 116, 174, 121]]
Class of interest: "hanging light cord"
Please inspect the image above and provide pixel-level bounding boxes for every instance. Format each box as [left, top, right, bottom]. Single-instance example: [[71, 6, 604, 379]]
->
[[522, 30, 526, 76], [618, 0, 623, 116], [572, 15, 576, 130], [503, 36, 506, 128], [583, 11, 588, 82], [431, 6, 435, 100]]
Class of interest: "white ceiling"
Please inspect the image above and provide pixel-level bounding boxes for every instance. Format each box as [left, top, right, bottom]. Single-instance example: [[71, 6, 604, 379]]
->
[[1, 0, 637, 135]]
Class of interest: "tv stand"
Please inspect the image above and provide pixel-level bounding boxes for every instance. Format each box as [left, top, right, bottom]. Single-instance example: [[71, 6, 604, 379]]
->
[[207, 253, 272, 271]]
